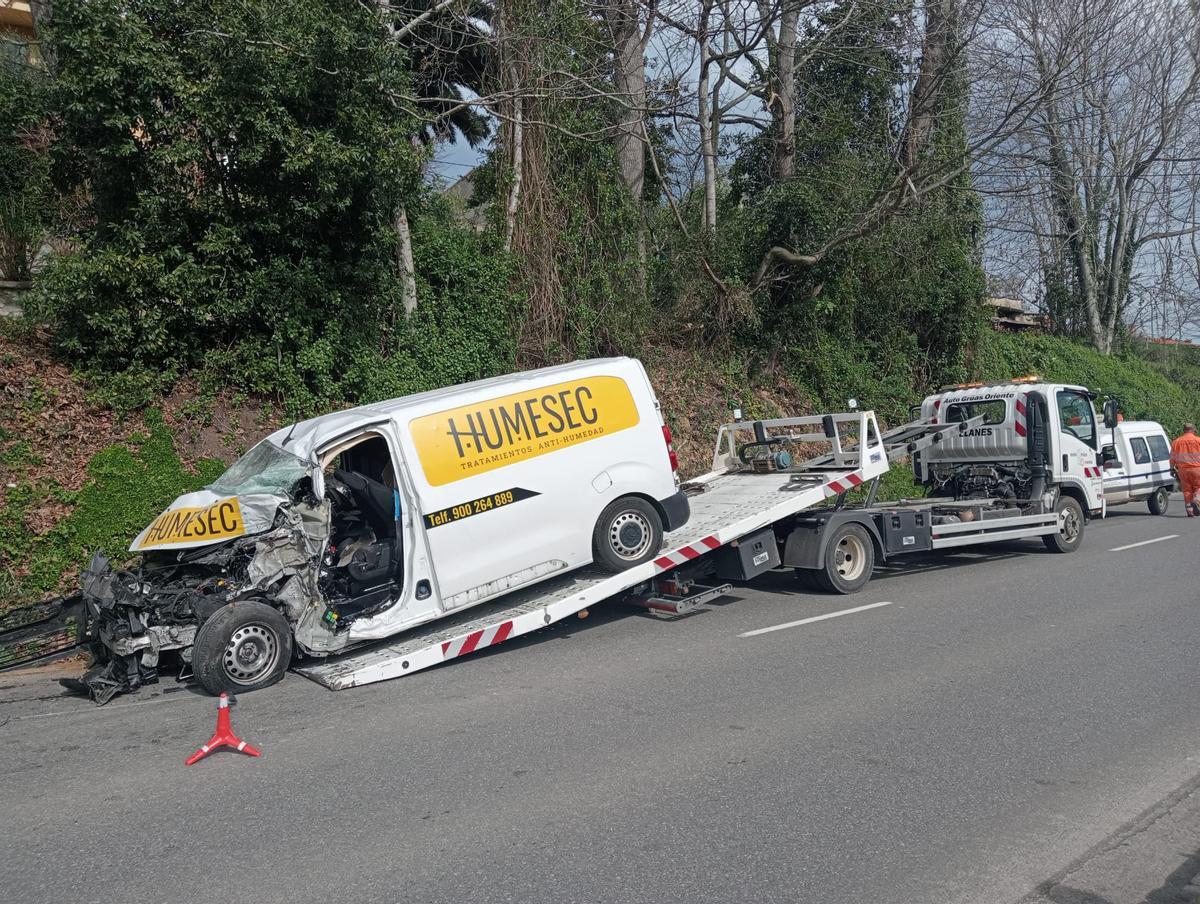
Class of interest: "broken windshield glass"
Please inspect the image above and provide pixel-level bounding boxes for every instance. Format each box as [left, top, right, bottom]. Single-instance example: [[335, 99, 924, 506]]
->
[[208, 440, 312, 498]]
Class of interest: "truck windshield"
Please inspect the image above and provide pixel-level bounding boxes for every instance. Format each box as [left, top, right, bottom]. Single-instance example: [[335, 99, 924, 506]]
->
[[1056, 390, 1097, 448], [207, 440, 312, 498]]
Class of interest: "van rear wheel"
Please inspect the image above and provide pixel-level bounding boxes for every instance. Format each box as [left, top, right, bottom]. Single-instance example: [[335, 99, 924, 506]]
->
[[593, 497, 663, 573], [1148, 486, 1170, 515]]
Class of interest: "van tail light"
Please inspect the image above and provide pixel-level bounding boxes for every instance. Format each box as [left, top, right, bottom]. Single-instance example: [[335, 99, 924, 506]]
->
[[662, 425, 679, 473]]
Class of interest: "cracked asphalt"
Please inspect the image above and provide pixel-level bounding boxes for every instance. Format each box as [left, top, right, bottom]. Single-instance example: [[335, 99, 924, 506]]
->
[[2, 501, 1199, 904]]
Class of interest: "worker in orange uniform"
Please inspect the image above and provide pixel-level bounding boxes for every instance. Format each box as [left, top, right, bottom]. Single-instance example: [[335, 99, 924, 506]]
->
[[1170, 423, 1200, 517]]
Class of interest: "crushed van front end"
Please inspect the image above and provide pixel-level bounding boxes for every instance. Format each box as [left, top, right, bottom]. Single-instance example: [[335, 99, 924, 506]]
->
[[65, 499, 329, 704]]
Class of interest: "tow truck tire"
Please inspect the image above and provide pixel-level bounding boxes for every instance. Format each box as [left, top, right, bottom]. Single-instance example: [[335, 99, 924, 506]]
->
[[1043, 496, 1084, 554], [193, 600, 292, 696], [794, 568, 823, 591], [1148, 486, 1170, 516], [592, 496, 664, 573], [815, 522, 874, 594]]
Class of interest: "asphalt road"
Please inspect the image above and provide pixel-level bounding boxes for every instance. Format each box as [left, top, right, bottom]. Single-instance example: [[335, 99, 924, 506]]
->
[[2, 502, 1199, 904]]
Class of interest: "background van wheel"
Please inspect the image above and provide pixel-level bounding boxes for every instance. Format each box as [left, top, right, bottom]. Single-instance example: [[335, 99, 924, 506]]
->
[[1147, 486, 1170, 516], [815, 522, 874, 594], [193, 600, 292, 696], [593, 497, 663, 573], [1043, 496, 1084, 553]]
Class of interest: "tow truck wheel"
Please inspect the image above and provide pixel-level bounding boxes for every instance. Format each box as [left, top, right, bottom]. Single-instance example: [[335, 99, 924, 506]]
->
[[592, 497, 664, 573], [1148, 486, 1170, 516], [193, 600, 292, 696], [815, 523, 874, 594], [1043, 496, 1084, 553]]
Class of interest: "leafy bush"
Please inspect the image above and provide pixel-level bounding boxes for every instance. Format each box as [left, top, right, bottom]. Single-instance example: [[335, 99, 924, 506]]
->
[[974, 331, 1199, 434], [31, 0, 421, 404], [0, 54, 53, 282]]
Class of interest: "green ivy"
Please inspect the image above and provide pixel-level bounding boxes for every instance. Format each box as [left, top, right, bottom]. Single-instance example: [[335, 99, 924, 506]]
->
[[0, 409, 225, 608]]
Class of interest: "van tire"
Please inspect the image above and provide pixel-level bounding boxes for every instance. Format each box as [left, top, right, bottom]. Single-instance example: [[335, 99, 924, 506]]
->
[[814, 523, 874, 594], [1148, 486, 1170, 515], [193, 600, 292, 697], [1042, 496, 1084, 553], [593, 497, 664, 573]]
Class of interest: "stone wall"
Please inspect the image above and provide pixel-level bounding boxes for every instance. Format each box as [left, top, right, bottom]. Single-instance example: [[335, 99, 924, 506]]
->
[[0, 280, 31, 318]]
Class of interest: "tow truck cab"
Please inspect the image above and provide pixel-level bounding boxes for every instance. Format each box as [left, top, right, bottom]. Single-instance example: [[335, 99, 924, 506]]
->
[[913, 379, 1106, 517]]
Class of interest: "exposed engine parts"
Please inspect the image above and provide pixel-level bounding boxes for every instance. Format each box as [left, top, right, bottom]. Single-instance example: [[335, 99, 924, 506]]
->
[[62, 500, 330, 704], [927, 463, 1036, 503]]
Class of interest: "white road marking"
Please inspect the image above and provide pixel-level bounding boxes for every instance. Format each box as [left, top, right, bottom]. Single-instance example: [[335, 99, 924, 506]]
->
[[740, 601, 894, 638], [1109, 534, 1179, 552]]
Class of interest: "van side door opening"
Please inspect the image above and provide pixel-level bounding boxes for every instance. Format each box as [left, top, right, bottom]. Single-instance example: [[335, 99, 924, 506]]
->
[[319, 432, 407, 631]]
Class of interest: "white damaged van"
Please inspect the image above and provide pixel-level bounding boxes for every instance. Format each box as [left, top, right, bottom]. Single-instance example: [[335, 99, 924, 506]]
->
[[73, 358, 689, 700]]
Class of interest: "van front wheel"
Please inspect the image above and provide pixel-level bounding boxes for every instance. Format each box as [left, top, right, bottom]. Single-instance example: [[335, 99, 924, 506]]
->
[[1148, 486, 1170, 515], [193, 600, 292, 696], [593, 497, 664, 573]]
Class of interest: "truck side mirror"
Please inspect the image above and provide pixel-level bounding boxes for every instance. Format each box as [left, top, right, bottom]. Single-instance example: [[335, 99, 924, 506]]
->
[[1102, 399, 1119, 429]]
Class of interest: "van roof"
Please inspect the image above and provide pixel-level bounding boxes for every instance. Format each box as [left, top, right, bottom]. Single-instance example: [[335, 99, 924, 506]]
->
[[1116, 420, 1167, 435], [266, 357, 634, 460]]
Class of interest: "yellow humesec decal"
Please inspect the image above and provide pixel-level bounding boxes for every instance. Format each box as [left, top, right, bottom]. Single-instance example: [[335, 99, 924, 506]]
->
[[411, 376, 640, 487], [136, 497, 245, 549]]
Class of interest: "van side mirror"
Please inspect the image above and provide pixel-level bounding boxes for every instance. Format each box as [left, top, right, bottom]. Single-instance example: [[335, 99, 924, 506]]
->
[[1102, 399, 1119, 429]]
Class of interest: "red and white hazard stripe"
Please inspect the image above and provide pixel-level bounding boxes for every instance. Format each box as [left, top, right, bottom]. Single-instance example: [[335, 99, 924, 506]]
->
[[654, 535, 721, 571], [1082, 466, 1103, 478], [1014, 394, 1028, 437], [823, 471, 864, 497], [442, 620, 513, 660], [651, 469, 864, 572]]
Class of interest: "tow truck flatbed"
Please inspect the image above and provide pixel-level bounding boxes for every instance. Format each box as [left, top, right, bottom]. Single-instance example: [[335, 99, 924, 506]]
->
[[297, 404, 1084, 691], [297, 411, 888, 689]]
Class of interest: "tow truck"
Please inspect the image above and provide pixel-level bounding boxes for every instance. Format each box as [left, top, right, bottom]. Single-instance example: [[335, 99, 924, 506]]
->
[[298, 376, 1105, 690]]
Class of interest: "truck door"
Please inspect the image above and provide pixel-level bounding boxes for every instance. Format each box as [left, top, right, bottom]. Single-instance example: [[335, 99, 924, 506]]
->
[[1053, 389, 1104, 512]]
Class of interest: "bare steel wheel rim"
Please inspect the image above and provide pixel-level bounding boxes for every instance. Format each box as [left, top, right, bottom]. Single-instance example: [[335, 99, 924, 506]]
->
[[1058, 506, 1080, 543], [609, 510, 653, 561], [834, 534, 867, 582], [222, 623, 280, 685]]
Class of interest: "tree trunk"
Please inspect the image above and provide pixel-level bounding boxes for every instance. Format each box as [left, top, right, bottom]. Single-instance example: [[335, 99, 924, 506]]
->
[[504, 85, 524, 252], [773, 2, 799, 179], [697, 0, 717, 232], [902, 0, 957, 170], [395, 204, 417, 315], [610, 1, 648, 203]]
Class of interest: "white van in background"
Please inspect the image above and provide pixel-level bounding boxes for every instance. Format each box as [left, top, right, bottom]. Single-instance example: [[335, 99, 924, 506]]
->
[[1098, 419, 1175, 514]]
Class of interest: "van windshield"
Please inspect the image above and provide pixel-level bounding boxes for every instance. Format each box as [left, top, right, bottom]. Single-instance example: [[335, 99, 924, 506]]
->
[[207, 440, 312, 498]]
